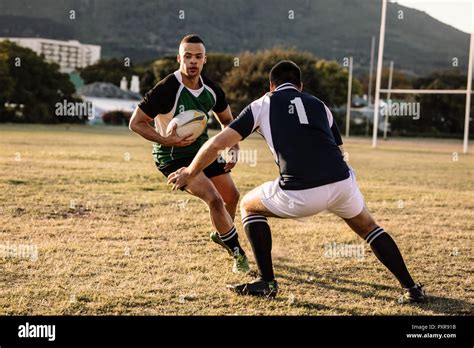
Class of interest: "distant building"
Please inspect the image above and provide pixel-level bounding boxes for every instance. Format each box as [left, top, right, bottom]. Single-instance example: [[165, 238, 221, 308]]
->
[[130, 75, 140, 94], [0, 37, 101, 73], [77, 82, 141, 124], [120, 75, 140, 94]]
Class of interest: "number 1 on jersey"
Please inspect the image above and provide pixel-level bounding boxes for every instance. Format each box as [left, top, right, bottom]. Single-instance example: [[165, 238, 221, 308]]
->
[[290, 97, 309, 124]]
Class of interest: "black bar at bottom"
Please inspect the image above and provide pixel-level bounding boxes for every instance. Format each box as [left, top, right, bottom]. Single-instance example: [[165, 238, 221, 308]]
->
[[0, 315, 471, 346]]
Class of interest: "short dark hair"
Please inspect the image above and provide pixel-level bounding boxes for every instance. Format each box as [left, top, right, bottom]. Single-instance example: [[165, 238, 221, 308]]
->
[[269, 60, 302, 87], [180, 34, 204, 45]]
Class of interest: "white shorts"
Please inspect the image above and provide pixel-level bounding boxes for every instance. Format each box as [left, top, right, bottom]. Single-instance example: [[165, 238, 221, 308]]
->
[[259, 169, 364, 220]]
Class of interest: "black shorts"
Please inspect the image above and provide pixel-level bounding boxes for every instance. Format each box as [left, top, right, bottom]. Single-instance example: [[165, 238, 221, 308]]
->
[[155, 155, 230, 178]]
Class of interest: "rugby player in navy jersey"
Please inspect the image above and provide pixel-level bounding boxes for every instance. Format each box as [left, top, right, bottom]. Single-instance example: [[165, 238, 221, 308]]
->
[[168, 60, 426, 303]]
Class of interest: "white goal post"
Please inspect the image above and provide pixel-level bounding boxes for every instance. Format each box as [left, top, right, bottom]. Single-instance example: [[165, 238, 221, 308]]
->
[[372, 0, 473, 154]]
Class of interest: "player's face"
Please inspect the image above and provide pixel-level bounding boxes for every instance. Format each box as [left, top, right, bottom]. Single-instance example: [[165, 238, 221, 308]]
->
[[178, 43, 206, 78]]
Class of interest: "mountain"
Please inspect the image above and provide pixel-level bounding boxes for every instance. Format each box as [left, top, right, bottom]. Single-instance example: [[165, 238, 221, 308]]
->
[[0, 0, 470, 76]]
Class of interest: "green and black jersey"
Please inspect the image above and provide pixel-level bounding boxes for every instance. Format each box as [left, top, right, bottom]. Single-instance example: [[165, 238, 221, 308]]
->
[[138, 70, 228, 165]]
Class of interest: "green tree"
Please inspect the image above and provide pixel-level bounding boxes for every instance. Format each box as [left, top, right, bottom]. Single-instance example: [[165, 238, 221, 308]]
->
[[152, 56, 178, 82], [0, 50, 14, 118], [391, 70, 472, 137], [314, 59, 362, 107], [361, 67, 413, 101], [0, 41, 80, 123], [221, 48, 361, 113], [203, 53, 235, 86], [79, 58, 135, 86]]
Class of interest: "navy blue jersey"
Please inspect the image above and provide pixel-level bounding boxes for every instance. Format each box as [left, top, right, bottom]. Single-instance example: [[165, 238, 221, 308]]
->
[[229, 83, 349, 190]]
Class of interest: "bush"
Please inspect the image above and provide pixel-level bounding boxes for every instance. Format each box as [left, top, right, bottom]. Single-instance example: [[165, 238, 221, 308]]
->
[[102, 110, 132, 125]]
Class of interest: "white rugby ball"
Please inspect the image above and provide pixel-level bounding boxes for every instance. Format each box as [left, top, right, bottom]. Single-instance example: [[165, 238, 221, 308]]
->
[[166, 109, 208, 141]]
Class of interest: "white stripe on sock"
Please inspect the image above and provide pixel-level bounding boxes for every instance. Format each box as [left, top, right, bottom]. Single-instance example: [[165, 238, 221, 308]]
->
[[220, 226, 236, 239], [365, 227, 383, 242], [221, 228, 237, 242], [242, 214, 267, 223], [243, 219, 268, 227], [367, 230, 385, 245]]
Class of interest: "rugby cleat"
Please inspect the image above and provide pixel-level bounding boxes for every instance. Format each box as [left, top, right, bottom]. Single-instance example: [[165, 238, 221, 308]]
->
[[402, 283, 426, 303], [210, 231, 250, 274], [210, 231, 233, 255], [232, 253, 250, 274], [227, 278, 278, 298]]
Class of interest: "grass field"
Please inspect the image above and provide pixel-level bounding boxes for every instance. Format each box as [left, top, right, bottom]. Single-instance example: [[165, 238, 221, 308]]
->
[[0, 124, 472, 315]]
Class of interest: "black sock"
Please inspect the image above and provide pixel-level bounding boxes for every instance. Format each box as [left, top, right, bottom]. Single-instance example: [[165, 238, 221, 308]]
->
[[242, 214, 274, 282], [365, 226, 415, 288], [219, 225, 245, 257]]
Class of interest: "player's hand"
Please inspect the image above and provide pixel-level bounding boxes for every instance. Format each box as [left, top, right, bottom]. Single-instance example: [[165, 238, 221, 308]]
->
[[162, 125, 194, 147], [224, 143, 239, 171], [167, 167, 193, 191]]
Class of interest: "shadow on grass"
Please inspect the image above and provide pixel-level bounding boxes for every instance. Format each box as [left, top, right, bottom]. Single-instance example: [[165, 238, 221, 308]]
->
[[275, 261, 472, 315], [404, 295, 472, 315]]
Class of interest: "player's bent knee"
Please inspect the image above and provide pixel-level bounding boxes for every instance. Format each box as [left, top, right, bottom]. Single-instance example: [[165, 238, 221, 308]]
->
[[240, 194, 255, 216], [228, 188, 240, 206], [206, 192, 225, 211], [360, 211, 378, 233], [344, 209, 379, 238], [220, 184, 240, 205]]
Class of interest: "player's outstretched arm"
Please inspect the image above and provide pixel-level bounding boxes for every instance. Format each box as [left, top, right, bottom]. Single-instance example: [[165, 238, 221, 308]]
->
[[189, 127, 242, 174], [167, 128, 242, 190], [213, 105, 240, 171]]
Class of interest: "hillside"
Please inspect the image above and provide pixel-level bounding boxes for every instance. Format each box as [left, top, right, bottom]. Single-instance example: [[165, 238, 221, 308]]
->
[[0, 0, 470, 75]]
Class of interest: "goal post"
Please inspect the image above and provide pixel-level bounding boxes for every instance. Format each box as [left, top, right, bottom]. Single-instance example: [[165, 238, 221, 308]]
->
[[372, 0, 473, 154]]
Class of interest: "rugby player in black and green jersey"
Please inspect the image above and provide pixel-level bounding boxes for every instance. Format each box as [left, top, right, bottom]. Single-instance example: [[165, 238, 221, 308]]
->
[[129, 34, 249, 274]]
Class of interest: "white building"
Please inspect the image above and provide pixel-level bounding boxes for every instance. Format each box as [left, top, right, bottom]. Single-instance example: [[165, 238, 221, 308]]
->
[[0, 37, 101, 73]]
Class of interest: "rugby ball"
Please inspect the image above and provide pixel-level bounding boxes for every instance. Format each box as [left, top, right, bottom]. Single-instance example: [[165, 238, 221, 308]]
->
[[166, 109, 208, 141]]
